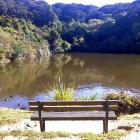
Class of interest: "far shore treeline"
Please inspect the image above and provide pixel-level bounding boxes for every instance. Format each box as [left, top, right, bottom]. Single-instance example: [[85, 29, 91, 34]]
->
[[1, 0, 140, 62]]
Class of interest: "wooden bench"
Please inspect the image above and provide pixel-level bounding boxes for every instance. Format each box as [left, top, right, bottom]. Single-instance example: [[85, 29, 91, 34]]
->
[[29, 100, 118, 133]]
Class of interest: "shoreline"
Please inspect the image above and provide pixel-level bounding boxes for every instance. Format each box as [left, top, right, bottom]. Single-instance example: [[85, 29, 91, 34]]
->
[[0, 87, 140, 110]]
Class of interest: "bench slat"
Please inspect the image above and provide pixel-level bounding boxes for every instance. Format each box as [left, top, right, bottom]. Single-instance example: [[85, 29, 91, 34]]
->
[[29, 105, 118, 111], [31, 111, 117, 121], [29, 100, 118, 106]]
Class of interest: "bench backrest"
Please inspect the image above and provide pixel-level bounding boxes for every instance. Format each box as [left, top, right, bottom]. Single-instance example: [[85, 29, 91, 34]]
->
[[29, 100, 118, 112]]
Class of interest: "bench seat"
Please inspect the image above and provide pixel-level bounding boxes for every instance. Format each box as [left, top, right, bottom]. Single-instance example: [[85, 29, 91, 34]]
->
[[31, 111, 117, 121]]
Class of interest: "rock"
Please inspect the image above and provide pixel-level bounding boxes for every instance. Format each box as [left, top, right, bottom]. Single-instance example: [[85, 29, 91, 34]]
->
[[17, 103, 21, 107], [136, 129, 140, 132], [9, 96, 13, 98], [20, 107, 26, 110], [118, 125, 134, 131], [34, 124, 37, 127], [26, 123, 32, 128], [4, 98, 8, 102]]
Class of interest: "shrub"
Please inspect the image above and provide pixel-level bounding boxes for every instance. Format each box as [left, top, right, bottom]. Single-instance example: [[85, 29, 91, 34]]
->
[[0, 54, 4, 60], [55, 47, 64, 53], [0, 47, 6, 60], [104, 92, 140, 115], [61, 41, 71, 51], [13, 42, 25, 55]]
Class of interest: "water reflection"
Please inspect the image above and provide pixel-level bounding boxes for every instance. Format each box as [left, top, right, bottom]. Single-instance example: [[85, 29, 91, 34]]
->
[[0, 53, 140, 98]]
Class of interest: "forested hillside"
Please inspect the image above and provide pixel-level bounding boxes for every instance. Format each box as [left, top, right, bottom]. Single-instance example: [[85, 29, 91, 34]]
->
[[0, 0, 140, 62]]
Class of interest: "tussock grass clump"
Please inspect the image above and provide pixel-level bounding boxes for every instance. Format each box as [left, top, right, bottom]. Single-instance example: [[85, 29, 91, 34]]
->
[[0, 108, 31, 126], [104, 92, 140, 115], [49, 78, 75, 101]]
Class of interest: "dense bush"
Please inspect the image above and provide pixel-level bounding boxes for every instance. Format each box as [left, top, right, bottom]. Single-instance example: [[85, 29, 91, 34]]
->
[[13, 42, 25, 55], [53, 1, 140, 54], [0, 47, 6, 60], [104, 93, 140, 115], [1, 0, 140, 55], [0, 0, 56, 26], [0, 16, 50, 61]]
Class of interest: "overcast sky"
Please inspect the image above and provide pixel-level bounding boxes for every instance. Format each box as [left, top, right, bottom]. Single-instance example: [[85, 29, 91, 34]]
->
[[46, 0, 135, 7]]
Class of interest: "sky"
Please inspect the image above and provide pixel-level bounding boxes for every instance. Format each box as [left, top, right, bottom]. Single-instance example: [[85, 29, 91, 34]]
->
[[46, 0, 135, 7]]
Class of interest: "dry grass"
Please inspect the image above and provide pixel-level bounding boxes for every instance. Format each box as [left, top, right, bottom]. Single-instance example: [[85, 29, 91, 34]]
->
[[0, 108, 31, 126], [79, 130, 127, 140], [0, 130, 127, 140], [119, 113, 140, 120]]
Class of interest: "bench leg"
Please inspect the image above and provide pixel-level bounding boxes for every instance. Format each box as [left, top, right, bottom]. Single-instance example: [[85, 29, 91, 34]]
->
[[106, 120, 108, 133], [39, 119, 45, 132], [103, 120, 106, 133], [40, 120, 43, 132], [42, 120, 45, 131], [103, 120, 108, 133]]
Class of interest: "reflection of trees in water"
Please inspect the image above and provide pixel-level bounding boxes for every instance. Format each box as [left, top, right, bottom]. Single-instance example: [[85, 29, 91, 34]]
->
[[48, 54, 86, 85], [0, 57, 50, 96], [50, 54, 140, 89], [1, 54, 140, 97]]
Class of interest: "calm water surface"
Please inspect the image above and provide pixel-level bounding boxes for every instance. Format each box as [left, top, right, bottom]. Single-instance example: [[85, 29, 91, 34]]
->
[[0, 53, 140, 108]]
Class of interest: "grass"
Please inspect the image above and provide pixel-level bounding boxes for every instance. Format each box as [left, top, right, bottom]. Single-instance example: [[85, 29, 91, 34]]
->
[[0, 108, 31, 126], [0, 131, 71, 139], [79, 130, 127, 140], [77, 94, 98, 101], [119, 113, 140, 120], [48, 77, 75, 101], [0, 130, 127, 140], [48, 78, 98, 101]]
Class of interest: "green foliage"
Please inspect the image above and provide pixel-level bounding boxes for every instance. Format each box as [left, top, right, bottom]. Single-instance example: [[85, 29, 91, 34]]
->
[[49, 29, 60, 42], [77, 94, 97, 101], [0, 47, 5, 54], [13, 42, 25, 55], [0, 16, 50, 61], [104, 92, 140, 115], [49, 78, 75, 101], [61, 41, 71, 50], [0, 0, 57, 26], [1, 0, 140, 54], [54, 40, 71, 53], [53, 1, 140, 54], [0, 46, 7, 60], [54, 47, 65, 53], [53, 3, 99, 23]]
